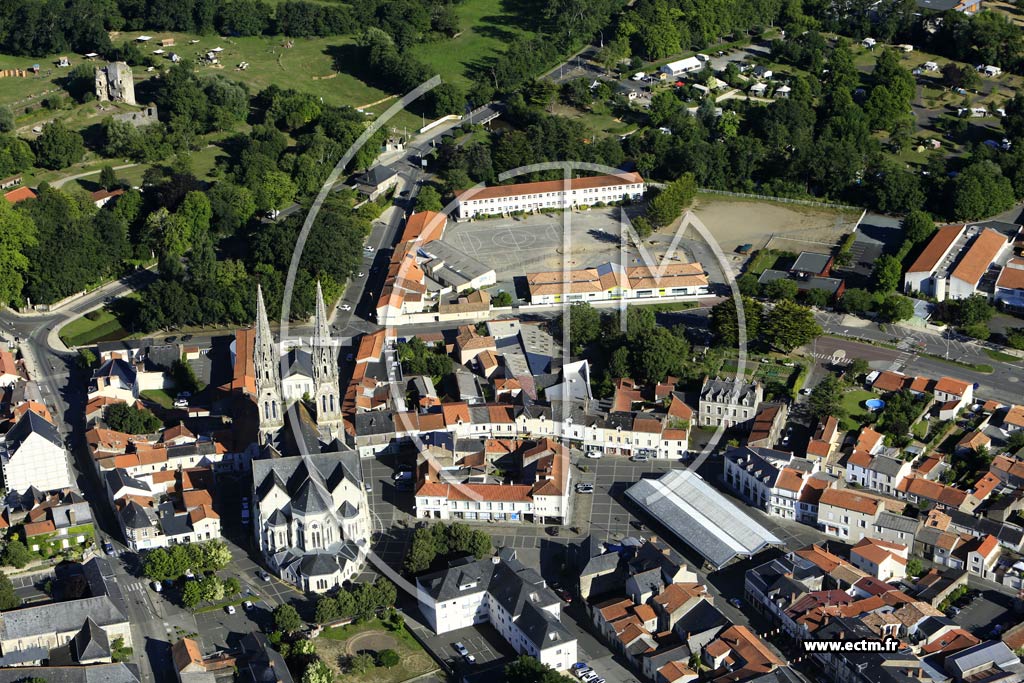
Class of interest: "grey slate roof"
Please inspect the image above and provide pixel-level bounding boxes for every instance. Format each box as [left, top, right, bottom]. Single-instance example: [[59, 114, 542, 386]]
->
[[120, 501, 154, 529], [792, 252, 832, 274], [875, 511, 919, 535], [0, 595, 126, 641], [239, 632, 294, 683], [5, 409, 62, 450], [628, 567, 664, 596], [0, 663, 140, 683], [298, 553, 340, 577], [105, 468, 151, 494], [869, 454, 906, 478], [625, 469, 782, 568], [701, 377, 759, 406], [355, 165, 397, 188], [73, 617, 111, 662], [92, 358, 136, 387]]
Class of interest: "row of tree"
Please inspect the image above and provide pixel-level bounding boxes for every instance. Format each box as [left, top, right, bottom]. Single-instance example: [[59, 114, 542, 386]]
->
[[0, 0, 464, 57], [141, 539, 232, 580]]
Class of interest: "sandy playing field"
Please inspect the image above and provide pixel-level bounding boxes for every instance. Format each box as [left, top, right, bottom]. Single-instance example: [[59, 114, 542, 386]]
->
[[687, 195, 862, 255]]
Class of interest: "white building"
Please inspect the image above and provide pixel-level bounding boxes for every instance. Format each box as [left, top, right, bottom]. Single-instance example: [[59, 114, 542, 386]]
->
[[454, 173, 645, 220], [659, 56, 704, 77], [722, 446, 817, 520], [416, 548, 578, 671], [0, 411, 72, 495], [904, 223, 1016, 301], [698, 377, 763, 429], [527, 261, 709, 305], [0, 350, 20, 387], [850, 537, 908, 582], [252, 452, 370, 593], [994, 257, 1024, 312]]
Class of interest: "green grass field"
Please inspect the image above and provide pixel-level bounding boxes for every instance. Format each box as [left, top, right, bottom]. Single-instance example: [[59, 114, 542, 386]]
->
[[840, 388, 878, 431], [59, 308, 128, 347], [410, 0, 537, 89], [316, 619, 435, 683], [141, 388, 175, 409]]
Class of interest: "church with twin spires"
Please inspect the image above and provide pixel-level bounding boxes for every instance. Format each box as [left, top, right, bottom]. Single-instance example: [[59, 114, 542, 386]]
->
[[253, 281, 342, 444]]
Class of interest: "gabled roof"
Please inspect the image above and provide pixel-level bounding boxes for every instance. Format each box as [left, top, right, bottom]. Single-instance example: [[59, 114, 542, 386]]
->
[[5, 409, 62, 450], [72, 617, 111, 662]]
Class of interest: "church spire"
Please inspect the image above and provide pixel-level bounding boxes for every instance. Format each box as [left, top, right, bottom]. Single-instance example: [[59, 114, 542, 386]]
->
[[312, 281, 336, 382], [254, 284, 283, 435]]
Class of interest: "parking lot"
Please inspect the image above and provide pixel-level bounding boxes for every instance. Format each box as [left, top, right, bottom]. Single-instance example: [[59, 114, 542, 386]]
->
[[193, 596, 273, 651]]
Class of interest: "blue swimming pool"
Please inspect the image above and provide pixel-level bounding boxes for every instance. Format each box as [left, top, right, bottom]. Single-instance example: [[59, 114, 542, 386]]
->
[[865, 398, 886, 411]]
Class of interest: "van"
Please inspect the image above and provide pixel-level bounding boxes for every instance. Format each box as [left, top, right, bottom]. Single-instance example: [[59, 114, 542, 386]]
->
[[631, 72, 646, 82]]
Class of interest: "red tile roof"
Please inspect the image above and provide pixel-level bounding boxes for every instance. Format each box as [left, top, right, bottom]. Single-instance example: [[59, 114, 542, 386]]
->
[[951, 228, 1007, 286], [3, 186, 36, 204], [907, 224, 963, 274]]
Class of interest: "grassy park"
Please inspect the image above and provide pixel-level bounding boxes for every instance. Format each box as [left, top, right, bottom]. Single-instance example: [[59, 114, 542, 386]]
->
[[314, 618, 436, 683]]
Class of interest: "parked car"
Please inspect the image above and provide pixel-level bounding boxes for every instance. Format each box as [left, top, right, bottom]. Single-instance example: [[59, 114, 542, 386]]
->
[[453, 642, 468, 656], [165, 336, 176, 343], [575, 483, 594, 494], [464, 654, 476, 664], [575, 668, 593, 679], [554, 587, 573, 604], [630, 453, 649, 462], [357, 272, 365, 278], [257, 570, 271, 582], [243, 600, 254, 610], [585, 451, 602, 459], [572, 663, 589, 671], [545, 526, 560, 536], [150, 581, 162, 592], [102, 541, 116, 556], [225, 605, 236, 615], [339, 304, 352, 311], [729, 597, 743, 608], [181, 334, 193, 342]]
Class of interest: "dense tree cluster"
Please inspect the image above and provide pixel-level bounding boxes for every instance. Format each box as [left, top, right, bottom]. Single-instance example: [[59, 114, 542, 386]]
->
[[404, 522, 492, 574], [141, 539, 232, 580], [104, 403, 163, 434], [313, 578, 398, 624], [710, 298, 822, 353]]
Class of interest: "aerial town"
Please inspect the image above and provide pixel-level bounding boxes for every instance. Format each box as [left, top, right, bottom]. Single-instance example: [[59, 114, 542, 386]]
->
[[1, 1, 1024, 683]]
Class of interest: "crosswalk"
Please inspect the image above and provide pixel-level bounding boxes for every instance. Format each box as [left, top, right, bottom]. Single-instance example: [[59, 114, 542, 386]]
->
[[807, 352, 852, 365]]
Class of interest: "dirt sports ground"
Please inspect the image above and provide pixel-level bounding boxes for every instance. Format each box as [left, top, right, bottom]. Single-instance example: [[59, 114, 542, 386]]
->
[[688, 195, 863, 255]]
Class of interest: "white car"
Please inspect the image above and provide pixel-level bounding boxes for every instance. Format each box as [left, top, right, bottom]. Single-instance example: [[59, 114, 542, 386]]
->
[[225, 605, 236, 615], [339, 304, 352, 311], [585, 451, 602, 459], [581, 673, 599, 682], [150, 581, 162, 592], [453, 642, 469, 656], [243, 600, 254, 610], [357, 272, 365, 278], [173, 399, 188, 408], [364, 245, 375, 252]]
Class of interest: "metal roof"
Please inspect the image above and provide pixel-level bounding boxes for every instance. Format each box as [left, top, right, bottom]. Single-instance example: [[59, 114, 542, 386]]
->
[[625, 470, 782, 568]]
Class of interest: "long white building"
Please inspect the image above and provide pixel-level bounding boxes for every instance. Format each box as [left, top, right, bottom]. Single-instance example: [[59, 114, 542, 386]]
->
[[416, 548, 577, 671], [526, 261, 709, 305], [0, 410, 72, 495], [454, 173, 645, 220]]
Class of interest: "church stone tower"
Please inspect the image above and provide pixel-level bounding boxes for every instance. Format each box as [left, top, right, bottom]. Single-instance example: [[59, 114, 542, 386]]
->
[[312, 281, 342, 425], [254, 285, 283, 439]]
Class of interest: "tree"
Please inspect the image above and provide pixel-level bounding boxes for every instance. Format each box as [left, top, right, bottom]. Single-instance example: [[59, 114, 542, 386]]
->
[[876, 293, 915, 322], [505, 655, 563, 683], [198, 576, 225, 603], [1006, 429, 1024, 452], [872, 255, 903, 293], [840, 288, 875, 316], [252, 170, 297, 212], [492, 290, 512, 307], [273, 603, 303, 634], [414, 185, 443, 213], [0, 571, 21, 610], [649, 90, 682, 127], [208, 182, 257, 236], [1, 538, 33, 568], [808, 375, 845, 420], [906, 556, 923, 577], [710, 297, 762, 349], [646, 174, 697, 228], [0, 106, 13, 133], [631, 326, 688, 384], [762, 300, 822, 352], [902, 210, 935, 246], [302, 660, 335, 683], [348, 653, 375, 674], [99, 165, 119, 191], [182, 581, 203, 609], [847, 358, 870, 381], [315, 595, 339, 623], [762, 278, 799, 301], [803, 288, 831, 309], [111, 637, 133, 663], [105, 403, 162, 434], [0, 200, 37, 306], [377, 649, 400, 668], [951, 161, 1015, 221], [563, 302, 601, 354], [946, 294, 995, 327], [223, 577, 241, 595], [33, 121, 85, 170]]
